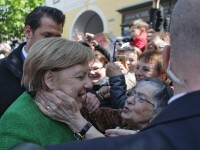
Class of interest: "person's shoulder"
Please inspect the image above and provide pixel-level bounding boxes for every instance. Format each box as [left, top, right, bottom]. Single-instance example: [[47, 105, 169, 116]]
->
[[0, 57, 9, 76], [1, 92, 37, 119]]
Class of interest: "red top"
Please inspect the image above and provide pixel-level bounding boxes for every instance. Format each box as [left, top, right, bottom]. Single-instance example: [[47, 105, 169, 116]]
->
[[130, 32, 147, 52]]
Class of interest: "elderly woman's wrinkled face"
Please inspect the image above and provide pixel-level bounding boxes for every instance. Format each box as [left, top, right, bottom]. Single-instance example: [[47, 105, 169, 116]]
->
[[121, 82, 157, 127], [135, 58, 160, 81], [50, 63, 92, 103], [88, 60, 106, 85]]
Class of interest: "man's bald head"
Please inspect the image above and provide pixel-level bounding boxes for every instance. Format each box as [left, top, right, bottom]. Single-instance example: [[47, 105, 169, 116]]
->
[[168, 0, 200, 92], [170, 0, 200, 67]]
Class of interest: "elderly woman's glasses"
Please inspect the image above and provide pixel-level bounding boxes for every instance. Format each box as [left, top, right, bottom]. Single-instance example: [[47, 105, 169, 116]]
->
[[128, 90, 155, 107]]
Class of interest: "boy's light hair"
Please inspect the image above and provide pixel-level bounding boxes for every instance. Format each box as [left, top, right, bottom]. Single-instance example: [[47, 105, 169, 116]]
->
[[132, 19, 149, 31]]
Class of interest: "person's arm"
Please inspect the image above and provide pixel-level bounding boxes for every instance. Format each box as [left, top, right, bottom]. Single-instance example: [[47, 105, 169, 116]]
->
[[106, 62, 128, 109], [109, 75, 128, 109], [81, 107, 126, 133], [105, 128, 138, 136], [67, 115, 104, 140], [36, 90, 104, 140]]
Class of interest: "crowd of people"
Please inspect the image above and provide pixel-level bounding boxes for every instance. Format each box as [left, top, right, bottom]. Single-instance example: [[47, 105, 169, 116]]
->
[[1, 0, 200, 149]]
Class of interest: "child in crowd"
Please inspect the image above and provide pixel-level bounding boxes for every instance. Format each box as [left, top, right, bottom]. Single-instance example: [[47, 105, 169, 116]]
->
[[130, 19, 149, 52]]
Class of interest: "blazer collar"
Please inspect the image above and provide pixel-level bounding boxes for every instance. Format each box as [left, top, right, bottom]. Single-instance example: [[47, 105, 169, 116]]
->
[[142, 90, 200, 130], [4, 42, 26, 79]]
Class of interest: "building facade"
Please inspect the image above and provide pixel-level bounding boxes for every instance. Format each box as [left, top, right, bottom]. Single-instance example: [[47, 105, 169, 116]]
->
[[45, 0, 176, 39]]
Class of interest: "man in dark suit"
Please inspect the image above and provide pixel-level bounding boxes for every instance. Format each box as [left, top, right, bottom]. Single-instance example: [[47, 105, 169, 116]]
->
[[0, 6, 65, 117], [44, 0, 200, 149]]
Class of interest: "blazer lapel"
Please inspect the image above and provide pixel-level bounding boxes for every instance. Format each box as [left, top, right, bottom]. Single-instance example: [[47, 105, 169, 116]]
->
[[142, 90, 200, 130]]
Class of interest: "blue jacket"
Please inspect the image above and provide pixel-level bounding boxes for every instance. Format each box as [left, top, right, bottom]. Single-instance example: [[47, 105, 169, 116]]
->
[[0, 43, 26, 117], [109, 75, 127, 109]]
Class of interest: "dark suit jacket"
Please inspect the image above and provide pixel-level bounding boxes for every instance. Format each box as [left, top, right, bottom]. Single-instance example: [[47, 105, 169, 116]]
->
[[46, 90, 200, 150], [0, 43, 26, 117]]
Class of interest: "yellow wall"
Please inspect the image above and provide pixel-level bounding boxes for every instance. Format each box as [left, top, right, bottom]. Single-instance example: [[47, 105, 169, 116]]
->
[[46, 0, 150, 38]]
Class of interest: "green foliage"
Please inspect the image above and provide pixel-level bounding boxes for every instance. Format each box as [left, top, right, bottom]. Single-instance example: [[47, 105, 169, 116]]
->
[[0, 0, 45, 42]]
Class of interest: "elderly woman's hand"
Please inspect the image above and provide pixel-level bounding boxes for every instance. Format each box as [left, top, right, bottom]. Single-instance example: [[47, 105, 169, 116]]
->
[[35, 90, 88, 132], [97, 86, 110, 100], [82, 92, 100, 114], [106, 62, 124, 77], [105, 128, 138, 136]]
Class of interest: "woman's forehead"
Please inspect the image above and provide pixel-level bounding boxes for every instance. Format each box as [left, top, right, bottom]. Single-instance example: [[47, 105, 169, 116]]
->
[[139, 57, 156, 64], [137, 60, 156, 68]]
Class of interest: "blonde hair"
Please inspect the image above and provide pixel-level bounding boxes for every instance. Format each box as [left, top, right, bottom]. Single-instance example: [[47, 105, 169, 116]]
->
[[132, 19, 149, 31], [22, 37, 94, 92], [122, 46, 142, 58], [129, 46, 142, 58]]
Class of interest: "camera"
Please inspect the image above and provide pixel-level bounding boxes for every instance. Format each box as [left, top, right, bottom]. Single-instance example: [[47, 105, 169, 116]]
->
[[116, 36, 133, 43]]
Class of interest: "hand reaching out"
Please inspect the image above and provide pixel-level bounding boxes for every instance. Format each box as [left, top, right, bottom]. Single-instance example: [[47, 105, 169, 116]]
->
[[98, 86, 110, 99], [106, 62, 128, 77], [82, 92, 100, 114], [105, 128, 138, 136]]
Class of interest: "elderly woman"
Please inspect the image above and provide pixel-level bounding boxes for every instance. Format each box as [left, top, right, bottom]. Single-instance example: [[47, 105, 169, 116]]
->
[[106, 77, 173, 136], [0, 37, 104, 150], [82, 77, 173, 134]]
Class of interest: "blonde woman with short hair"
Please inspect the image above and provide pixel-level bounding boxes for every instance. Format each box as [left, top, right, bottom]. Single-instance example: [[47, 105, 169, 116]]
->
[[0, 37, 104, 150]]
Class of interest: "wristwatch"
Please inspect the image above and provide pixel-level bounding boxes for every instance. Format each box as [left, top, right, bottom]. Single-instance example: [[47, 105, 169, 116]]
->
[[74, 122, 93, 140]]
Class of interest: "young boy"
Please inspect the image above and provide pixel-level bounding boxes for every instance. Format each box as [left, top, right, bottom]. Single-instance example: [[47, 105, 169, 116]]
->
[[130, 19, 149, 52]]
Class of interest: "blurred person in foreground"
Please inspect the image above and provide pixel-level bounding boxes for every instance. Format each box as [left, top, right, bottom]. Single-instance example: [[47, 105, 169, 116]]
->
[[42, 0, 200, 149]]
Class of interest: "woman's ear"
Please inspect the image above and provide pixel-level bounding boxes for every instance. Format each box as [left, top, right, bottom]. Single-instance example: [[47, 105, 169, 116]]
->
[[140, 27, 147, 33], [24, 25, 32, 40], [162, 45, 170, 71], [44, 71, 55, 90], [159, 72, 168, 81]]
